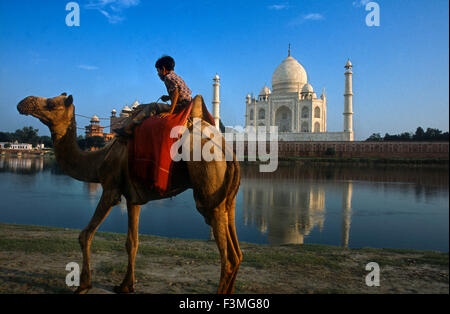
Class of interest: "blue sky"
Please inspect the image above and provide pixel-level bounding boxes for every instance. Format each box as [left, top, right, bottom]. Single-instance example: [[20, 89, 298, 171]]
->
[[0, 0, 448, 140]]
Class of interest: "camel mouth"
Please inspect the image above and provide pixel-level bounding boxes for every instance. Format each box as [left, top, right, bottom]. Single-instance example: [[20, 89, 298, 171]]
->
[[17, 97, 38, 116], [17, 104, 30, 115]]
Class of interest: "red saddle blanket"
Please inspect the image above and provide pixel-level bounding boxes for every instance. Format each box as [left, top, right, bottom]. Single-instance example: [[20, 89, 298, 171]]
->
[[128, 101, 215, 195]]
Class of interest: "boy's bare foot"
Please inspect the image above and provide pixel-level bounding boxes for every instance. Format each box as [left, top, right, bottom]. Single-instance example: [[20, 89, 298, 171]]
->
[[113, 127, 132, 138]]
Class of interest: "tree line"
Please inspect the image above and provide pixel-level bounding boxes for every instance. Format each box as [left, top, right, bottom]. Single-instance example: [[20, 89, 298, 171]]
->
[[0, 126, 106, 150], [366, 127, 449, 142], [0, 126, 52, 148]]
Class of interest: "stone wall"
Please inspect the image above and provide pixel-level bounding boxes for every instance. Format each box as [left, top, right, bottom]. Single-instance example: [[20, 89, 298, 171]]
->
[[278, 131, 353, 142], [233, 141, 449, 159]]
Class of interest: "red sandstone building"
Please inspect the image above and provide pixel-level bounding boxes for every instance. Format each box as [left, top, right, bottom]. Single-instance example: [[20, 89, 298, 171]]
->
[[85, 115, 115, 143]]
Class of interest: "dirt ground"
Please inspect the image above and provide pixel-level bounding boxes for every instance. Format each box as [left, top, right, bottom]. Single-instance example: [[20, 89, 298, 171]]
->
[[0, 223, 448, 294]]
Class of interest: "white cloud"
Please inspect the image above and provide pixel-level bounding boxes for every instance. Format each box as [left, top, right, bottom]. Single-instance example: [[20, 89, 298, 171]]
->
[[78, 64, 99, 70], [268, 4, 288, 10], [303, 13, 324, 21], [99, 9, 124, 23], [352, 0, 371, 8], [85, 0, 140, 24], [289, 13, 324, 26]]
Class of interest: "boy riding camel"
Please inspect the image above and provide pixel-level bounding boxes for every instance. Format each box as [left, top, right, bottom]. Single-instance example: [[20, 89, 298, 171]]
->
[[114, 55, 192, 137]]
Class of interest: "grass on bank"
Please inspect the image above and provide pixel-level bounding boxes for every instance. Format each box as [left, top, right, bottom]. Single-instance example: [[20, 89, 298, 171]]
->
[[0, 223, 448, 270], [0, 223, 448, 294]]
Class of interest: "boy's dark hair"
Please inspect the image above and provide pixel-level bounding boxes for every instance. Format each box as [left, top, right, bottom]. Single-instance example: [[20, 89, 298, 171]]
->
[[155, 55, 175, 71]]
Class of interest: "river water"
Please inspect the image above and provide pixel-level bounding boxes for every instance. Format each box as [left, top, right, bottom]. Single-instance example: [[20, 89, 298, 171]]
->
[[0, 157, 448, 251]]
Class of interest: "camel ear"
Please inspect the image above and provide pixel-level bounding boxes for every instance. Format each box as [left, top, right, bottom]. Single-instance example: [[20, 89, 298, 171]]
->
[[61, 92, 67, 96], [65, 95, 73, 107]]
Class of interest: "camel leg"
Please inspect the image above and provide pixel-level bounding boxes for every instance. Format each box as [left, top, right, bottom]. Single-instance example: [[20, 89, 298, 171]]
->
[[114, 202, 141, 293], [225, 198, 242, 294], [75, 191, 115, 294], [210, 201, 241, 294]]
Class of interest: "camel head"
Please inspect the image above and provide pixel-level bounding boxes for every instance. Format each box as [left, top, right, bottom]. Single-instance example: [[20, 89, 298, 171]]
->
[[17, 93, 75, 139]]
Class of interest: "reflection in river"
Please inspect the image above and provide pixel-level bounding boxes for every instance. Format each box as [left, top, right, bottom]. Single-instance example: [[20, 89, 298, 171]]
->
[[0, 157, 44, 174], [239, 164, 448, 250], [242, 166, 353, 246], [84, 182, 128, 213], [0, 157, 448, 251]]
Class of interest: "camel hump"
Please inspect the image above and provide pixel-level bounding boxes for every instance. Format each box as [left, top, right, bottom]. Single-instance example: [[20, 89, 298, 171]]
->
[[190, 95, 211, 123]]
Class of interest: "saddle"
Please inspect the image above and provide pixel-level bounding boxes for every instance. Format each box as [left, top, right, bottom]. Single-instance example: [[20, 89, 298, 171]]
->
[[127, 96, 215, 195]]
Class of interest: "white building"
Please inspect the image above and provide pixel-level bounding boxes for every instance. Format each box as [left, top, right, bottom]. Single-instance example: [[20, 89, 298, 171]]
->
[[10, 142, 33, 150], [244, 49, 354, 141]]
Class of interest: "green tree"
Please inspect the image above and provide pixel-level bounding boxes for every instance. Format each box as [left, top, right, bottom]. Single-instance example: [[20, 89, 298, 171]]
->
[[399, 132, 412, 141], [14, 126, 40, 146], [413, 127, 425, 141], [77, 135, 87, 150], [425, 128, 442, 141], [384, 133, 395, 141], [39, 136, 53, 148], [85, 136, 105, 149], [366, 133, 382, 141], [381, 127, 448, 142], [0, 132, 13, 142]]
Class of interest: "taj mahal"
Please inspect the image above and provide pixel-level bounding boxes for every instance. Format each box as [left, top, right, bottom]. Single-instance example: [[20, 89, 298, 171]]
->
[[243, 48, 355, 141], [106, 47, 355, 143]]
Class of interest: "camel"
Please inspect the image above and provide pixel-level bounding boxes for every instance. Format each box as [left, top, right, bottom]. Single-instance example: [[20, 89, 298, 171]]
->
[[17, 93, 242, 294]]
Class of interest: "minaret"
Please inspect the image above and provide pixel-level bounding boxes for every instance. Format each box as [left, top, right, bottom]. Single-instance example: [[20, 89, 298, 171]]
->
[[321, 88, 327, 132], [344, 60, 354, 135], [321, 88, 326, 100], [341, 181, 353, 248], [110, 109, 117, 135], [212, 73, 220, 130], [245, 94, 251, 127], [254, 94, 257, 128]]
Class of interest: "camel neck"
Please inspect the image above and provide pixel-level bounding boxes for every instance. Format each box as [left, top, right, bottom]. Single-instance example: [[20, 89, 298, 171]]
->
[[52, 116, 104, 183]]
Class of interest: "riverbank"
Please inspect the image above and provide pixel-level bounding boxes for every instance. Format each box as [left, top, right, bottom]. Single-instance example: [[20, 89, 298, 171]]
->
[[241, 156, 449, 168], [0, 223, 448, 294]]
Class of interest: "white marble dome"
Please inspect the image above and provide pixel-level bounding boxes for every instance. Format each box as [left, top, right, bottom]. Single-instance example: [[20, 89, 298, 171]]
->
[[272, 56, 308, 93], [90, 115, 100, 123], [301, 83, 314, 94], [259, 86, 271, 96]]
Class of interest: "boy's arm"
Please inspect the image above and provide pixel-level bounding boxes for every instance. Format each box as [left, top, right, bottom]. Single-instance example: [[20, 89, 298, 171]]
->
[[159, 89, 179, 118], [168, 88, 179, 114]]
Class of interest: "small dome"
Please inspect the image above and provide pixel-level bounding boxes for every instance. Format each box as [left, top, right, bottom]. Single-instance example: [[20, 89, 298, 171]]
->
[[122, 105, 131, 112], [131, 100, 140, 109], [213, 73, 220, 81], [301, 83, 314, 94], [111, 109, 117, 113], [259, 86, 271, 96], [272, 55, 308, 93], [91, 115, 100, 123], [345, 59, 352, 69], [312, 92, 318, 99]]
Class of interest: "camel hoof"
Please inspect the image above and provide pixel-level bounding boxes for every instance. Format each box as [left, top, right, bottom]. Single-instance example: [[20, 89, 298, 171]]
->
[[113, 285, 135, 294], [74, 285, 92, 294]]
